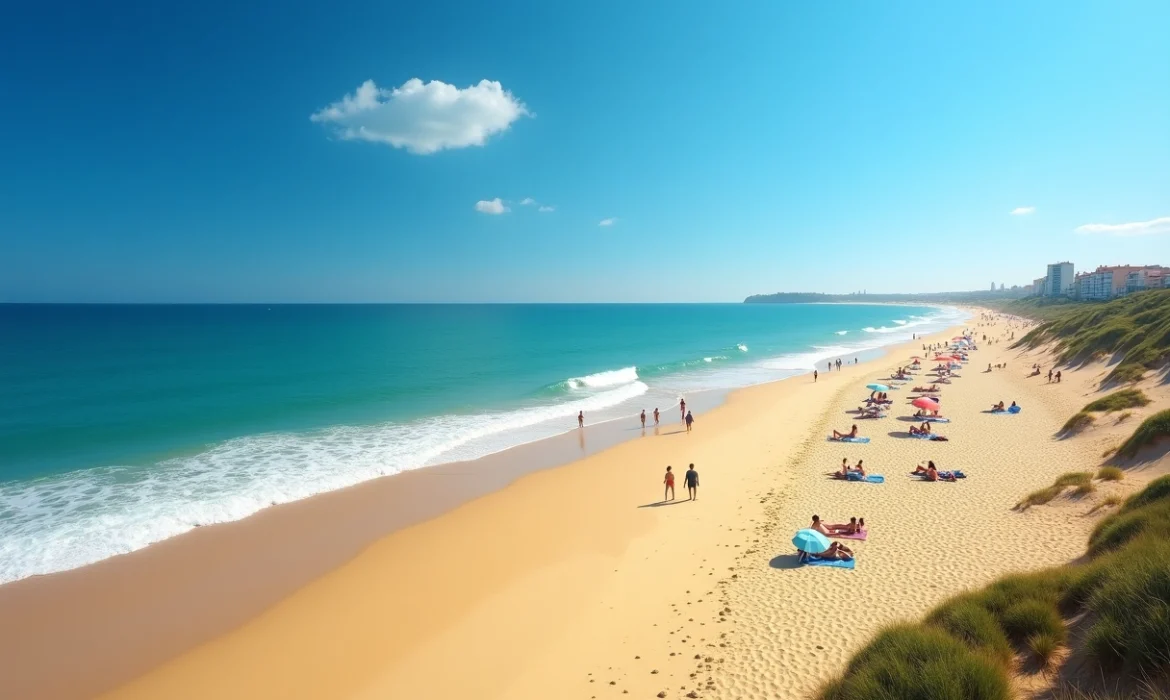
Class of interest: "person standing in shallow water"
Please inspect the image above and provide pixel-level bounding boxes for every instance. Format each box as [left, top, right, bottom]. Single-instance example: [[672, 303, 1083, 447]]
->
[[679, 398, 686, 420], [685, 463, 699, 501], [663, 465, 675, 501], [653, 407, 659, 425], [578, 411, 584, 428], [640, 409, 646, 428]]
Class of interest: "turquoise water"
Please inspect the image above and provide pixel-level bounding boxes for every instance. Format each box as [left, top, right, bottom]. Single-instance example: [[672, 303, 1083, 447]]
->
[[0, 303, 964, 581]]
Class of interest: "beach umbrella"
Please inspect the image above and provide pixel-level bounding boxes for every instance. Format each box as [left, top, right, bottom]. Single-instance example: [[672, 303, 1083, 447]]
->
[[912, 397, 940, 410], [793, 528, 830, 554], [866, 383, 889, 392]]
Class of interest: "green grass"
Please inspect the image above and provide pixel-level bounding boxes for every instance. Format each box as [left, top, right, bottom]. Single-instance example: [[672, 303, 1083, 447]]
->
[[1018, 473, 1096, 509], [1062, 412, 1097, 435], [1056, 472, 1094, 487], [1097, 466, 1124, 481], [817, 625, 1012, 700], [1074, 481, 1098, 497], [1018, 485, 1065, 509], [1083, 389, 1151, 413], [1117, 409, 1170, 459], [1029, 631, 1062, 669], [821, 477, 1170, 698], [1012, 289, 1170, 385], [1088, 494, 1124, 515]]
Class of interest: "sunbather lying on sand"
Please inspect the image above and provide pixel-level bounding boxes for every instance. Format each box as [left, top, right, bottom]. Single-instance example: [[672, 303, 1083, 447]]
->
[[911, 384, 940, 393], [811, 542, 854, 561], [991, 401, 1005, 412], [831, 424, 859, 440], [909, 422, 932, 435], [827, 516, 865, 534], [912, 461, 955, 481]]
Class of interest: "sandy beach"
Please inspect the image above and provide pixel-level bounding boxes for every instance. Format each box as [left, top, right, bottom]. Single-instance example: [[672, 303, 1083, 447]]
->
[[4, 310, 1168, 700]]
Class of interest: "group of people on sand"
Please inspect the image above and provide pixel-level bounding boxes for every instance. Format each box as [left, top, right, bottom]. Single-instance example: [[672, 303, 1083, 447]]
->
[[662, 463, 699, 501], [804, 515, 861, 561], [834, 457, 867, 478], [908, 421, 947, 439], [990, 401, 1017, 413], [586, 401, 694, 432]]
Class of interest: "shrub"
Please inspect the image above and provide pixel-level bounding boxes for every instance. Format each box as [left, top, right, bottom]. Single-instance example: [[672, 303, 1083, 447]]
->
[[1082, 537, 1170, 676], [1083, 389, 1152, 413], [818, 625, 1012, 700], [1062, 412, 1096, 435], [1097, 466, 1124, 481], [999, 600, 1065, 646], [1118, 409, 1170, 459], [1029, 631, 1062, 669], [1055, 472, 1094, 487], [925, 596, 1014, 666]]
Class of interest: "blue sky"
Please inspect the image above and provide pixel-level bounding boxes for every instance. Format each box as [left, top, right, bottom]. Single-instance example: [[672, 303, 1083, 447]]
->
[[1, 1, 1167, 302]]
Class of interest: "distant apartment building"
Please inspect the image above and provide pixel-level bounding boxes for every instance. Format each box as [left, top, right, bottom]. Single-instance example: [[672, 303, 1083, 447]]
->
[[1032, 276, 1047, 296], [1046, 262, 1074, 297], [1126, 266, 1169, 294], [1074, 264, 1169, 299]]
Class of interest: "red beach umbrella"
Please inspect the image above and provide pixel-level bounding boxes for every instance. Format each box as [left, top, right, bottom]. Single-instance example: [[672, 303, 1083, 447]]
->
[[912, 397, 940, 410]]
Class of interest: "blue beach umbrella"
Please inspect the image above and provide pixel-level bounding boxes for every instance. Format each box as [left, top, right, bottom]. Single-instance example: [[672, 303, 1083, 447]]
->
[[866, 383, 889, 392], [792, 528, 831, 554]]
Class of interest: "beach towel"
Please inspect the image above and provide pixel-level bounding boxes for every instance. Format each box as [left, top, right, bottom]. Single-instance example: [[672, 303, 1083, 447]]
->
[[845, 472, 884, 483], [922, 417, 950, 423], [830, 436, 871, 443], [909, 470, 965, 481], [1008, 405, 1021, 414], [803, 557, 856, 569], [909, 433, 946, 441], [831, 529, 868, 541]]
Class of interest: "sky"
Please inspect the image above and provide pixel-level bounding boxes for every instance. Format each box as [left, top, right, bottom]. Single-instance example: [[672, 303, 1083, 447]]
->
[[1, 1, 1168, 302]]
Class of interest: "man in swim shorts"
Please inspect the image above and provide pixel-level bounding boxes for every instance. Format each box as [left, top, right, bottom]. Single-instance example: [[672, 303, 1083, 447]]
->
[[685, 463, 699, 500]]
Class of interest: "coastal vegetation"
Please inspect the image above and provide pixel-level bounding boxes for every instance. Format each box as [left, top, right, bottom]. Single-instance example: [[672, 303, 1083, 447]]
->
[[1061, 412, 1096, 435], [1012, 289, 1170, 385], [819, 476, 1170, 699], [1016, 472, 1095, 509], [1117, 409, 1170, 459], [1082, 389, 1151, 413]]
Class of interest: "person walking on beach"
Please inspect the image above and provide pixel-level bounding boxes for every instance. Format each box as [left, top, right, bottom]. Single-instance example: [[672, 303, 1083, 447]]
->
[[1047, 369, 1053, 383], [663, 466, 675, 501], [1056, 370, 1062, 383], [578, 411, 584, 428], [814, 369, 818, 383], [685, 463, 699, 500], [826, 361, 831, 372], [640, 409, 646, 428], [685, 410, 694, 432], [653, 407, 660, 425], [679, 398, 686, 420]]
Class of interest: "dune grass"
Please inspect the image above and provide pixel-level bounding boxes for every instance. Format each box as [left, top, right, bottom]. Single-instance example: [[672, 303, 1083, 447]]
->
[[1062, 412, 1096, 435], [1012, 289, 1170, 385], [1088, 494, 1124, 515], [817, 625, 1012, 700], [1083, 389, 1151, 413], [1018, 473, 1096, 509], [1097, 466, 1124, 482], [1117, 409, 1170, 459], [819, 477, 1170, 699]]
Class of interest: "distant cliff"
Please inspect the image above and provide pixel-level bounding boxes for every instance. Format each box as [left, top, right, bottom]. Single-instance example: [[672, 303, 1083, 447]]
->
[[743, 290, 1031, 304]]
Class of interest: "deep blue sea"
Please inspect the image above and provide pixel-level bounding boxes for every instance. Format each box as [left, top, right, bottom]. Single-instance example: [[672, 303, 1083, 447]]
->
[[0, 303, 965, 581]]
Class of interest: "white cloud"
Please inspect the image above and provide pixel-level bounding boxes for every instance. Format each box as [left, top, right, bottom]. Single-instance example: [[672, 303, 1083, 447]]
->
[[519, 197, 536, 206], [1011, 206, 1035, 215], [1076, 216, 1170, 236], [538, 205, 556, 212], [599, 218, 617, 227], [475, 198, 509, 215], [311, 78, 529, 155]]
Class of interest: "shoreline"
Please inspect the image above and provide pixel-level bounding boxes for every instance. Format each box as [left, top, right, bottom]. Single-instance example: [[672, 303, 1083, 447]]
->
[[0, 316, 964, 700]]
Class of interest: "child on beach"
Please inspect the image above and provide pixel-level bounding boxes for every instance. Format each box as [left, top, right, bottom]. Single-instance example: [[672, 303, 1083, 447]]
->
[[663, 466, 675, 501]]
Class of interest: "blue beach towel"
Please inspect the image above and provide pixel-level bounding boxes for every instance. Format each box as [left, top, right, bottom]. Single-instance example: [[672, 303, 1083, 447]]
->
[[1008, 405, 1021, 414], [845, 472, 884, 483], [909, 432, 940, 440], [830, 436, 871, 443], [804, 557, 856, 569]]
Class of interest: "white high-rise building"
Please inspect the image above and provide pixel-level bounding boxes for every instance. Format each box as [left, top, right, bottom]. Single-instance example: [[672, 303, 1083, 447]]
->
[[1046, 262, 1074, 297]]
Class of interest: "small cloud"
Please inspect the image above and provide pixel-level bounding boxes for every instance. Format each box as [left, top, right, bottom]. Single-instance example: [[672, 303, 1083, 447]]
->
[[1011, 206, 1036, 216], [538, 205, 555, 212], [599, 217, 617, 227], [519, 197, 536, 206], [475, 198, 509, 215], [311, 78, 529, 155], [1076, 216, 1170, 237]]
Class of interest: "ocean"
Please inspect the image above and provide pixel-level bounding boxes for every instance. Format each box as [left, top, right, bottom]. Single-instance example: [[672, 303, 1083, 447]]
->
[[0, 303, 966, 582]]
